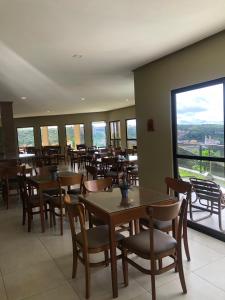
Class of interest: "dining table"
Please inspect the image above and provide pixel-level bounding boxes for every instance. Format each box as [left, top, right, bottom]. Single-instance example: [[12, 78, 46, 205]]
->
[[79, 186, 175, 298]]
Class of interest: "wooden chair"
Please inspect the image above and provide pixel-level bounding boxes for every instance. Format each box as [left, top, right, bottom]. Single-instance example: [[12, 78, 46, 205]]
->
[[139, 177, 191, 261], [84, 178, 134, 234], [2, 165, 25, 209], [84, 177, 113, 193], [102, 157, 124, 185], [19, 176, 50, 232], [121, 199, 187, 300], [85, 165, 104, 180], [64, 195, 124, 299], [48, 173, 84, 235], [34, 165, 67, 197], [189, 177, 225, 231]]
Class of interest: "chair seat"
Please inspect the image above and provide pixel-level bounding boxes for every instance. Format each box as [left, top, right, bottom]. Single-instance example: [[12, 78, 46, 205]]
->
[[43, 188, 66, 196], [49, 194, 79, 207], [140, 218, 172, 231], [121, 229, 176, 256], [76, 225, 124, 250]]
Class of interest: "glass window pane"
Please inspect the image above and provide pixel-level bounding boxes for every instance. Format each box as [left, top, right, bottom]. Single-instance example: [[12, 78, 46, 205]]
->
[[178, 158, 225, 187], [41, 126, 59, 146], [17, 127, 35, 147], [126, 119, 137, 139], [92, 121, 106, 147], [66, 124, 85, 149], [176, 84, 224, 158]]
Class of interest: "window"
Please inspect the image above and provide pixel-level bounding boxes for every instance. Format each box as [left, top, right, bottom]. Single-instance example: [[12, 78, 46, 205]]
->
[[92, 121, 107, 147], [65, 124, 85, 149], [126, 119, 137, 148], [40, 126, 59, 146], [17, 127, 35, 148], [171, 77, 225, 235], [109, 121, 121, 147]]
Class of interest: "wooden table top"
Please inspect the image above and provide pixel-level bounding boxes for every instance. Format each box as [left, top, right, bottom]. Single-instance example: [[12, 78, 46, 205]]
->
[[79, 187, 174, 214], [29, 171, 77, 185]]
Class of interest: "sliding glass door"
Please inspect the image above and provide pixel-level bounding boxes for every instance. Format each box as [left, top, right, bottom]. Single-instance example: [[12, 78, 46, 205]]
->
[[171, 78, 225, 238]]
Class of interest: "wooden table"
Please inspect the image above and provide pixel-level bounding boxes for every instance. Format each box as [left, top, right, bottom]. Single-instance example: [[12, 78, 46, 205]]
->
[[28, 170, 77, 232], [79, 187, 174, 298]]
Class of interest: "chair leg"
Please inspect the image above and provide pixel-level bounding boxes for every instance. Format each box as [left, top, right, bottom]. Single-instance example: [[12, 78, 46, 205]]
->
[[129, 221, 133, 236], [22, 203, 26, 225], [44, 203, 48, 220], [177, 246, 187, 294], [28, 208, 32, 232], [72, 248, 78, 278], [60, 207, 63, 236], [183, 224, 191, 261], [84, 261, 91, 299], [150, 274, 156, 300], [122, 249, 128, 286], [104, 250, 109, 266]]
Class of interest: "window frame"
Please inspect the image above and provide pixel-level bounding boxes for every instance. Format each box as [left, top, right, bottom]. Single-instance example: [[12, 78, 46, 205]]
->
[[109, 120, 121, 148], [171, 77, 225, 178], [91, 121, 107, 148], [126, 118, 137, 148], [40, 125, 59, 146], [17, 126, 35, 148], [171, 77, 225, 241]]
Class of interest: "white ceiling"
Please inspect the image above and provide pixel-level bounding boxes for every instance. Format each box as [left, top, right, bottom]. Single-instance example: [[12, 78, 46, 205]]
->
[[0, 1, 225, 118]]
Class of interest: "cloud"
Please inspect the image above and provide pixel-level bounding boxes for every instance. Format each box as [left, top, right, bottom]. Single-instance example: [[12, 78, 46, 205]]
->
[[177, 106, 207, 114]]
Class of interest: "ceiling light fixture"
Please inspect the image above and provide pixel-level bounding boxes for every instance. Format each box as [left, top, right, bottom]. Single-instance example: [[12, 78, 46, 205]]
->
[[125, 99, 129, 102], [81, 97, 85, 101], [21, 96, 27, 100]]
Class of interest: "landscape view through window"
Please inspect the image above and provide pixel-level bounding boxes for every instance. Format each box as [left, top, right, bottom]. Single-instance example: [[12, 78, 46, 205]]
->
[[176, 83, 225, 188]]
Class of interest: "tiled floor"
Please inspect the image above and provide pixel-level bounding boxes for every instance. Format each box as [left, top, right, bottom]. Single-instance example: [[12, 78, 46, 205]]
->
[[1, 197, 225, 300]]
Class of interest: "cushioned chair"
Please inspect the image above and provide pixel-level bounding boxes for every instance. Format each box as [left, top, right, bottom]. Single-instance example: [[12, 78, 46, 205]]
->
[[84, 178, 134, 234], [121, 199, 187, 300], [139, 177, 191, 261], [48, 173, 84, 235], [64, 195, 124, 299], [18, 175, 50, 232]]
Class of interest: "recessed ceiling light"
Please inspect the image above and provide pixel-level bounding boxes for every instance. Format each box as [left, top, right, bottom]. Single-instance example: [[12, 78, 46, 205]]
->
[[72, 54, 83, 58], [46, 110, 51, 113], [21, 96, 27, 100], [125, 99, 129, 102], [81, 97, 85, 101]]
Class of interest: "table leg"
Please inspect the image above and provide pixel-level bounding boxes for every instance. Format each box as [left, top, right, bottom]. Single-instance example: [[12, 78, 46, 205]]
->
[[39, 190, 45, 233], [109, 221, 118, 298]]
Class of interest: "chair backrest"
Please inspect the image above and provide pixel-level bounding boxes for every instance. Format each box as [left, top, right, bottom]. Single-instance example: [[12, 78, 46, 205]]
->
[[147, 199, 186, 259], [64, 195, 88, 250], [189, 177, 222, 202], [85, 165, 98, 180], [165, 177, 191, 200], [58, 173, 84, 194], [84, 177, 112, 192]]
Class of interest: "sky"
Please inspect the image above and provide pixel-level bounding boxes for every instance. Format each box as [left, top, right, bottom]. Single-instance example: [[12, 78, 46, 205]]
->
[[176, 83, 224, 125]]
